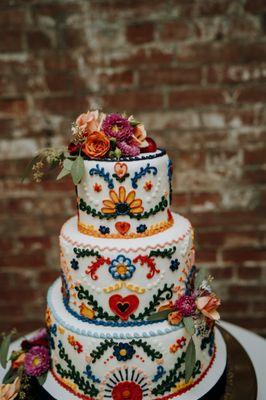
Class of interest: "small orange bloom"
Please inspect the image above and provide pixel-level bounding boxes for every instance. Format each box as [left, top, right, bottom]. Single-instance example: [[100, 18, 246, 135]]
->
[[143, 180, 153, 191], [12, 353, 25, 370], [93, 183, 102, 192], [168, 310, 183, 325], [83, 131, 110, 159]]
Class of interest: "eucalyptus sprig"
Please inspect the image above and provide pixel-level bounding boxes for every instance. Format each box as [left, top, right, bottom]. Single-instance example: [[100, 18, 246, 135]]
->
[[0, 329, 16, 369]]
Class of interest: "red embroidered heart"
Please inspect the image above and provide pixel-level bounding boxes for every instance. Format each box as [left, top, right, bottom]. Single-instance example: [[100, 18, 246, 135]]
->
[[115, 221, 131, 235], [109, 294, 139, 321]]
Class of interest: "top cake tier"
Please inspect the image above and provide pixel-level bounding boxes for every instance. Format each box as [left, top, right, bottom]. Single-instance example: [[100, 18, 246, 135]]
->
[[77, 149, 173, 238]]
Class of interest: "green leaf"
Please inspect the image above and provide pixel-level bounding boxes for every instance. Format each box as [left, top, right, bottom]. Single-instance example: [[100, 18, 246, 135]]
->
[[56, 168, 71, 181], [71, 155, 85, 185], [0, 333, 12, 368], [185, 337, 196, 383], [21, 154, 42, 182], [195, 269, 206, 289], [183, 317, 195, 335], [63, 158, 73, 171], [129, 118, 140, 126], [37, 371, 48, 386], [2, 366, 15, 384], [147, 309, 172, 321]]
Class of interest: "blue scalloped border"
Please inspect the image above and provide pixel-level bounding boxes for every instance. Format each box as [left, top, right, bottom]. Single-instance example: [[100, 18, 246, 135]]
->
[[82, 148, 166, 162], [47, 280, 183, 338]]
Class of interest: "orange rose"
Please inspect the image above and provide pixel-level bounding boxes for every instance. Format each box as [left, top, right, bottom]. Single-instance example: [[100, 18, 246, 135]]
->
[[196, 295, 221, 321], [82, 131, 110, 159], [12, 353, 25, 370]]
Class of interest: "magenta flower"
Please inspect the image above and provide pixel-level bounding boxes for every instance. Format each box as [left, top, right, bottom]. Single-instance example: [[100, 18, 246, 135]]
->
[[24, 346, 50, 376], [174, 295, 196, 317], [117, 140, 140, 156], [102, 114, 133, 142]]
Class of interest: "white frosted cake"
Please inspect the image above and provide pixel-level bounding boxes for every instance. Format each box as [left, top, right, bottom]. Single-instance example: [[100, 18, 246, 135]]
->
[[43, 110, 225, 400]]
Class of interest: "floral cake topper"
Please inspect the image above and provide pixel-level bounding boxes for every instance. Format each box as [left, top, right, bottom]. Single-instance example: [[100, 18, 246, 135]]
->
[[22, 110, 157, 185]]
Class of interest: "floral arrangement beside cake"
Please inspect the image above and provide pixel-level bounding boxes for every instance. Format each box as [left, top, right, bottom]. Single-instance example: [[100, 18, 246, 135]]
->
[[1, 110, 225, 400]]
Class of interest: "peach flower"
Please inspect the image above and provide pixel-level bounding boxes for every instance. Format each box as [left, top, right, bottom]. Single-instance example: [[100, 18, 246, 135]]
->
[[196, 295, 221, 321], [82, 131, 110, 159], [132, 123, 148, 148], [0, 377, 20, 400], [12, 353, 25, 370], [76, 110, 105, 135], [168, 310, 183, 325]]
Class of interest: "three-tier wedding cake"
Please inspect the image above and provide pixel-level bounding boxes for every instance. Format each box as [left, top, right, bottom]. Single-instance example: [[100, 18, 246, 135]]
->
[[43, 110, 225, 400]]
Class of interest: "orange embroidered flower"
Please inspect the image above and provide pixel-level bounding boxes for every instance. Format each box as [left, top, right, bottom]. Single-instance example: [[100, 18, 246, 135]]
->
[[101, 186, 144, 216], [83, 131, 110, 159], [196, 295, 221, 321], [93, 183, 102, 192], [168, 310, 183, 325], [143, 180, 153, 191]]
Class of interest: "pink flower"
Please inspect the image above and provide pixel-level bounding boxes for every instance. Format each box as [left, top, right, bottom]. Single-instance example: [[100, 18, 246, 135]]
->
[[102, 114, 133, 142], [76, 110, 104, 135], [174, 294, 196, 317], [132, 123, 148, 148], [196, 295, 221, 321], [117, 140, 140, 156], [24, 346, 50, 377]]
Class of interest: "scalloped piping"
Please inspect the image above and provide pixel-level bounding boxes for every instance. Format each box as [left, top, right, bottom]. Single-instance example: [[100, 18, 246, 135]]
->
[[60, 223, 192, 253], [48, 280, 183, 336], [49, 346, 216, 400], [77, 218, 174, 238], [82, 148, 166, 163]]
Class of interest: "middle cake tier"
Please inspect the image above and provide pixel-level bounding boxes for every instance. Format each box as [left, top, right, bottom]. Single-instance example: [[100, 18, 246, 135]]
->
[[60, 213, 195, 327]]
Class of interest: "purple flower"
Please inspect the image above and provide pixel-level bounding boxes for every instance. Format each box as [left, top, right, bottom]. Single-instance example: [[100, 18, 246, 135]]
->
[[102, 114, 133, 142], [24, 346, 50, 377], [117, 140, 140, 157], [174, 294, 196, 317]]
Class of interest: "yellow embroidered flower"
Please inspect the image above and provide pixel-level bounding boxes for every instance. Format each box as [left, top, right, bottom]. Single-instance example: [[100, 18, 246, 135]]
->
[[101, 186, 144, 215]]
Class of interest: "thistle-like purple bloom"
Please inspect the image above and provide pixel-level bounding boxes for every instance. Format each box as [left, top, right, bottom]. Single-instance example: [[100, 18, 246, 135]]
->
[[24, 346, 50, 377], [174, 294, 196, 317], [102, 114, 133, 142], [117, 140, 140, 156]]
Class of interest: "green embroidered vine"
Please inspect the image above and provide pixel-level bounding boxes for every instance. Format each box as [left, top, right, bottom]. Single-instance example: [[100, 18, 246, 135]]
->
[[78, 196, 168, 220], [56, 346, 99, 397], [90, 340, 115, 364], [131, 283, 174, 320], [152, 353, 201, 396], [75, 285, 119, 321], [73, 247, 101, 259], [149, 246, 176, 259], [130, 339, 163, 361]]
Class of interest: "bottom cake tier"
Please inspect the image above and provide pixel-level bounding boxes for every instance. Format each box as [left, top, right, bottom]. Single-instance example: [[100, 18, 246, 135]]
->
[[46, 279, 226, 400]]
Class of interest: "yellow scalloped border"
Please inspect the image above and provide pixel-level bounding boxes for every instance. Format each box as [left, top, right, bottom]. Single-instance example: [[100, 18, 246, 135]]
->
[[77, 218, 174, 239]]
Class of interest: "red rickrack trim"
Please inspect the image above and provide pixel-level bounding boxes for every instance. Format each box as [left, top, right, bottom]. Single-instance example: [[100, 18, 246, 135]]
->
[[154, 345, 217, 400], [51, 369, 94, 400]]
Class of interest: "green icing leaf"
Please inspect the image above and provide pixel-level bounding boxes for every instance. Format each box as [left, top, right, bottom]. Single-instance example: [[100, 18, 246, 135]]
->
[[185, 337, 196, 383], [37, 371, 48, 386], [56, 168, 70, 180], [0, 332, 12, 369], [147, 309, 172, 321], [71, 155, 85, 185], [183, 317, 195, 335], [195, 269, 206, 289]]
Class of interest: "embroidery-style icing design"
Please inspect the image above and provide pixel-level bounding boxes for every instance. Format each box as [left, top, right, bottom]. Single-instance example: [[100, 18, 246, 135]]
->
[[113, 162, 129, 182], [79, 303, 95, 319], [70, 259, 79, 270], [109, 294, 140, 321], [101, 187, 144, 216], [170, 336, 187, 353], [89, 164, 114, 189], [131, 163, 158, 189], [113, 342, 135, 361], [85, 256, 111, 280], [83, 365, 101, 383], [168, 159, 173, 204], [136, 224, 147, 233], [109, 255, 136, 280], [73, 247, 101, 259], [115, 221, 131, 235], [67, 335, 83, 353], [93, 183, 102, 192], [133, 255, 160, 279], [170, 258, 180, 272], [152, 365, 166, 382], [99, 225, 110, 235], [143, 180, 153, 191]]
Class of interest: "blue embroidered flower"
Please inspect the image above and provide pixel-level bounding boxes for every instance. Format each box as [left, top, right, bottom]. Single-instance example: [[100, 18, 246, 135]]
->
[[109, 255, 136, 280], [71, 259, 79, 270], [136, 224, 147, 233], [113, 343, 135, 361], [99, 225, 110, 235], [170, 259, 180, 272]]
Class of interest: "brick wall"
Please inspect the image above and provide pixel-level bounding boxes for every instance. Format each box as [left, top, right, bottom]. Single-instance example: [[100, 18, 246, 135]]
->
[[0, 0, 265, 336]]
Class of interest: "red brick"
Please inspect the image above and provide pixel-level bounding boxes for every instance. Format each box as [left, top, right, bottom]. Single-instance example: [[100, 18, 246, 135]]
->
[[245, 0, 266, 13], [0, 98, 27, 115], [139, 67, 202, 86], [108, 48, 174, 67], [103, 91, 163, 111], [243, 168, 266, 184], [160, 20, 191, 40], [237, 266, 262, 279], [244, 149, 266, 165], [223, 248, 266, 263], [26, 30, 53, 50], [0, 253, 46, 268], [222, 300, 249, 313], [0, 8, 26, 27], [197, 249, 217, 263], [0, 30, 24, 52], [169, 88, 225, 107], [99, 70, 134, 88], [208, 266, 233, 279], [190, 192, 221, 207], [229, 285, 265, 297], [237, 86, 266, 103], [126, 22, 154, 44], [35, 96, 89, 115]]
